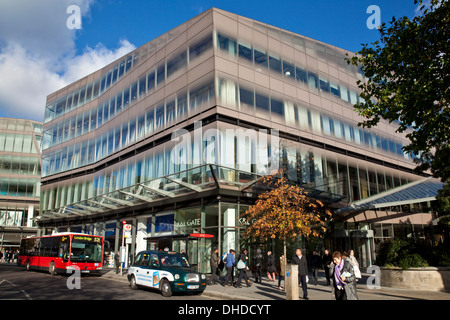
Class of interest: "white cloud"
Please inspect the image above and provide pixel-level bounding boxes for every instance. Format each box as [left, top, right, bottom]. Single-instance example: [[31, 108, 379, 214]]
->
[[0, 0, 136, 122]]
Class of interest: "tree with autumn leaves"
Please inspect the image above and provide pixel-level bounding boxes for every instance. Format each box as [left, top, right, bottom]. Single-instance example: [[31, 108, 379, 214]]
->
[[240, 170, 333, 267]]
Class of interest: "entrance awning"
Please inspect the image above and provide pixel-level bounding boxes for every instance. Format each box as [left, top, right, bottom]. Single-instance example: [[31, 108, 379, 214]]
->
[[334, 177, 444, 222]]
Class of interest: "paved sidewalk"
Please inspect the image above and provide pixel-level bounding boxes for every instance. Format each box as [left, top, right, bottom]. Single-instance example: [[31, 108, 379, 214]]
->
[[101, 268, 450, 300]]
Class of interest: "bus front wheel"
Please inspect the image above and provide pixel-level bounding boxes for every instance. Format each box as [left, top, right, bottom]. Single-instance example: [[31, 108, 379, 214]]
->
[[49, 261, 56, 275]]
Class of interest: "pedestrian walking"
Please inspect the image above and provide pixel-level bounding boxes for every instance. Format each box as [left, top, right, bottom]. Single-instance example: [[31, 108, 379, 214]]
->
[[322, 249, 332, 286], [310, 250, 322, 285], [267, 251, 276, 282], [253, 249, 264, 283], [278, 253, 285, 290], [208, 248, 220, 285], [223, 249, 236, 287], [292, 248, 309, 299], [348, 249, 362, 281], [114, 251, 120, 274], [330, 251, 358, 300], [235, 248, 251, 288]]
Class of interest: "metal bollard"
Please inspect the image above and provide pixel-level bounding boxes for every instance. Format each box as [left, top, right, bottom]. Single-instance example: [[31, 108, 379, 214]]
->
[[285, 264, 299, 300]]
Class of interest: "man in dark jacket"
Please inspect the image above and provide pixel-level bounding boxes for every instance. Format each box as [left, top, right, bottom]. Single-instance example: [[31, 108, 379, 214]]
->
[[292, 248, 309, 299], [209, 248, 220, 285]]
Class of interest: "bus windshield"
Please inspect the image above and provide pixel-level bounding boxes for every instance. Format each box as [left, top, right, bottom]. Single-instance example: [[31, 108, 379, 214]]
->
[[70, 236, 102, 263]]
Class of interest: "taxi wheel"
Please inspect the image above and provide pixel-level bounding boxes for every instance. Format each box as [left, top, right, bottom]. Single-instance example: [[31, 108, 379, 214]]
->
[[160, 279, 172, 297], [129, 275, 138, 290]]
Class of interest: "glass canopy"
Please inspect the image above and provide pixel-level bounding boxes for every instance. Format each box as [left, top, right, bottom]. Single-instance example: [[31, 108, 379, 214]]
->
[[37, 164, 343, 222]]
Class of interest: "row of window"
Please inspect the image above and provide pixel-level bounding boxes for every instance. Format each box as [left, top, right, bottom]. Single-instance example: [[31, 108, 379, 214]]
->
[[41, 140, 415, 212], [41, 81, 215, 177], [44, 54, 137, 123], [0, 177, 40, 198], [250, 21, 363, 77], [216, 33, 366, 106], [218, 78, 411, 159], [0, 119, 42, 133], [0, 133, 41, 154], [44, 34, 213, 125], [0, 155, 41, 176]]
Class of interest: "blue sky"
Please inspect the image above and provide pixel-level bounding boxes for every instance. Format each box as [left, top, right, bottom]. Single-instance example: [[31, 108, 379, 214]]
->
[[0, 0, 420, 122]]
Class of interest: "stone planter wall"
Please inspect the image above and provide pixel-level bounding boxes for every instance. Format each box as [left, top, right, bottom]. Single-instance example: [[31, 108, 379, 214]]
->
[[381, 267, 450, 292]]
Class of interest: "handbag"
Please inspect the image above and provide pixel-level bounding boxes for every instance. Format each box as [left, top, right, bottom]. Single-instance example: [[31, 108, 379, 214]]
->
[[237, 260, 245, 269]]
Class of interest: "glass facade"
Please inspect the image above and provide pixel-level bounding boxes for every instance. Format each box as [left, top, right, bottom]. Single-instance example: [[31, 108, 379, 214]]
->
[[39, 9, 433, 272], [0, 118, 42, 249]]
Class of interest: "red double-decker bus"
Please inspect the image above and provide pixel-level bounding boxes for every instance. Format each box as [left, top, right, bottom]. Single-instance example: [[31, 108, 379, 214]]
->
[[18, 233, 104, 275]]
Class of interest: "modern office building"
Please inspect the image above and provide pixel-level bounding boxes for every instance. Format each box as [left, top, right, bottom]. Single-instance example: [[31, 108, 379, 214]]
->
[[0, 117, 42, 252], [38, 8, 442, 271]]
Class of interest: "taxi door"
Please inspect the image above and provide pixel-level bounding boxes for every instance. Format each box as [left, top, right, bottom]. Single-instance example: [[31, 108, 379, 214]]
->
[[135, 253, 160, 288]]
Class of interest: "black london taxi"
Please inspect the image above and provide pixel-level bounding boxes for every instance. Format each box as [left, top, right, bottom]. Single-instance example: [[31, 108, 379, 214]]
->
[[127, 250, 207, 297]]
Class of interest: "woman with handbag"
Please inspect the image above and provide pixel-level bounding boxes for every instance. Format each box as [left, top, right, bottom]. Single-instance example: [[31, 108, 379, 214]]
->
[[235, 248, 252, 288]]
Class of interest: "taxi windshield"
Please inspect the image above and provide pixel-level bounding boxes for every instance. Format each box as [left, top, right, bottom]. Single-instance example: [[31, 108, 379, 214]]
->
[[159, 254, 189, 267]]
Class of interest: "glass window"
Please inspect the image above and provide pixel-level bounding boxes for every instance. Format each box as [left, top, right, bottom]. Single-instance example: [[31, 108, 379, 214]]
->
[[156, 65, 165, 86], [155, 104, 164, 130], [123, 87, 130, 108], [271, 98, 284, 116], [255, 93, 269, 112], [189, 35, 212, 61], [85, 82, 93, 102], [111, 65, 118, 84], [109, 97, 116, 118], [116, 92, 123, 113], [283, 61, 295, 79], [167, 51, 187, 78], [23, 135, 32, 154], [349, 90, 359, 104], [97, 106, 103, 128], [129, 118, 136, 143], [125, 56, 132, 73], [78, 87, 86, 106], [107, 131, 114, 155], [217, 34, 236, 56], [90, 108, 97, 131], [118, 60, 125, 78], [269, 55, 282, 73], [177, 93, 187, 119], [88, 140, 95, 164], [13, 135, 24, 152], [138, 75, 146, 98], [295, 66, 308, 84], [55, 98, 66, 117], [308, 72, 318, 89], [238, 42, 252, 61], [330, 81, 340, 97], [146, 108, 154, 136], [137, 115, 145, 140], [254, 48, 267, 68], [319, 77, 330, 93], [239, 87, 254, 108], [120, 124, 127, 149], [166, 100, 175, 125], [147, 71, 155, 92], [82, 112, 90, 135], [130, 82, 138, 103]]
